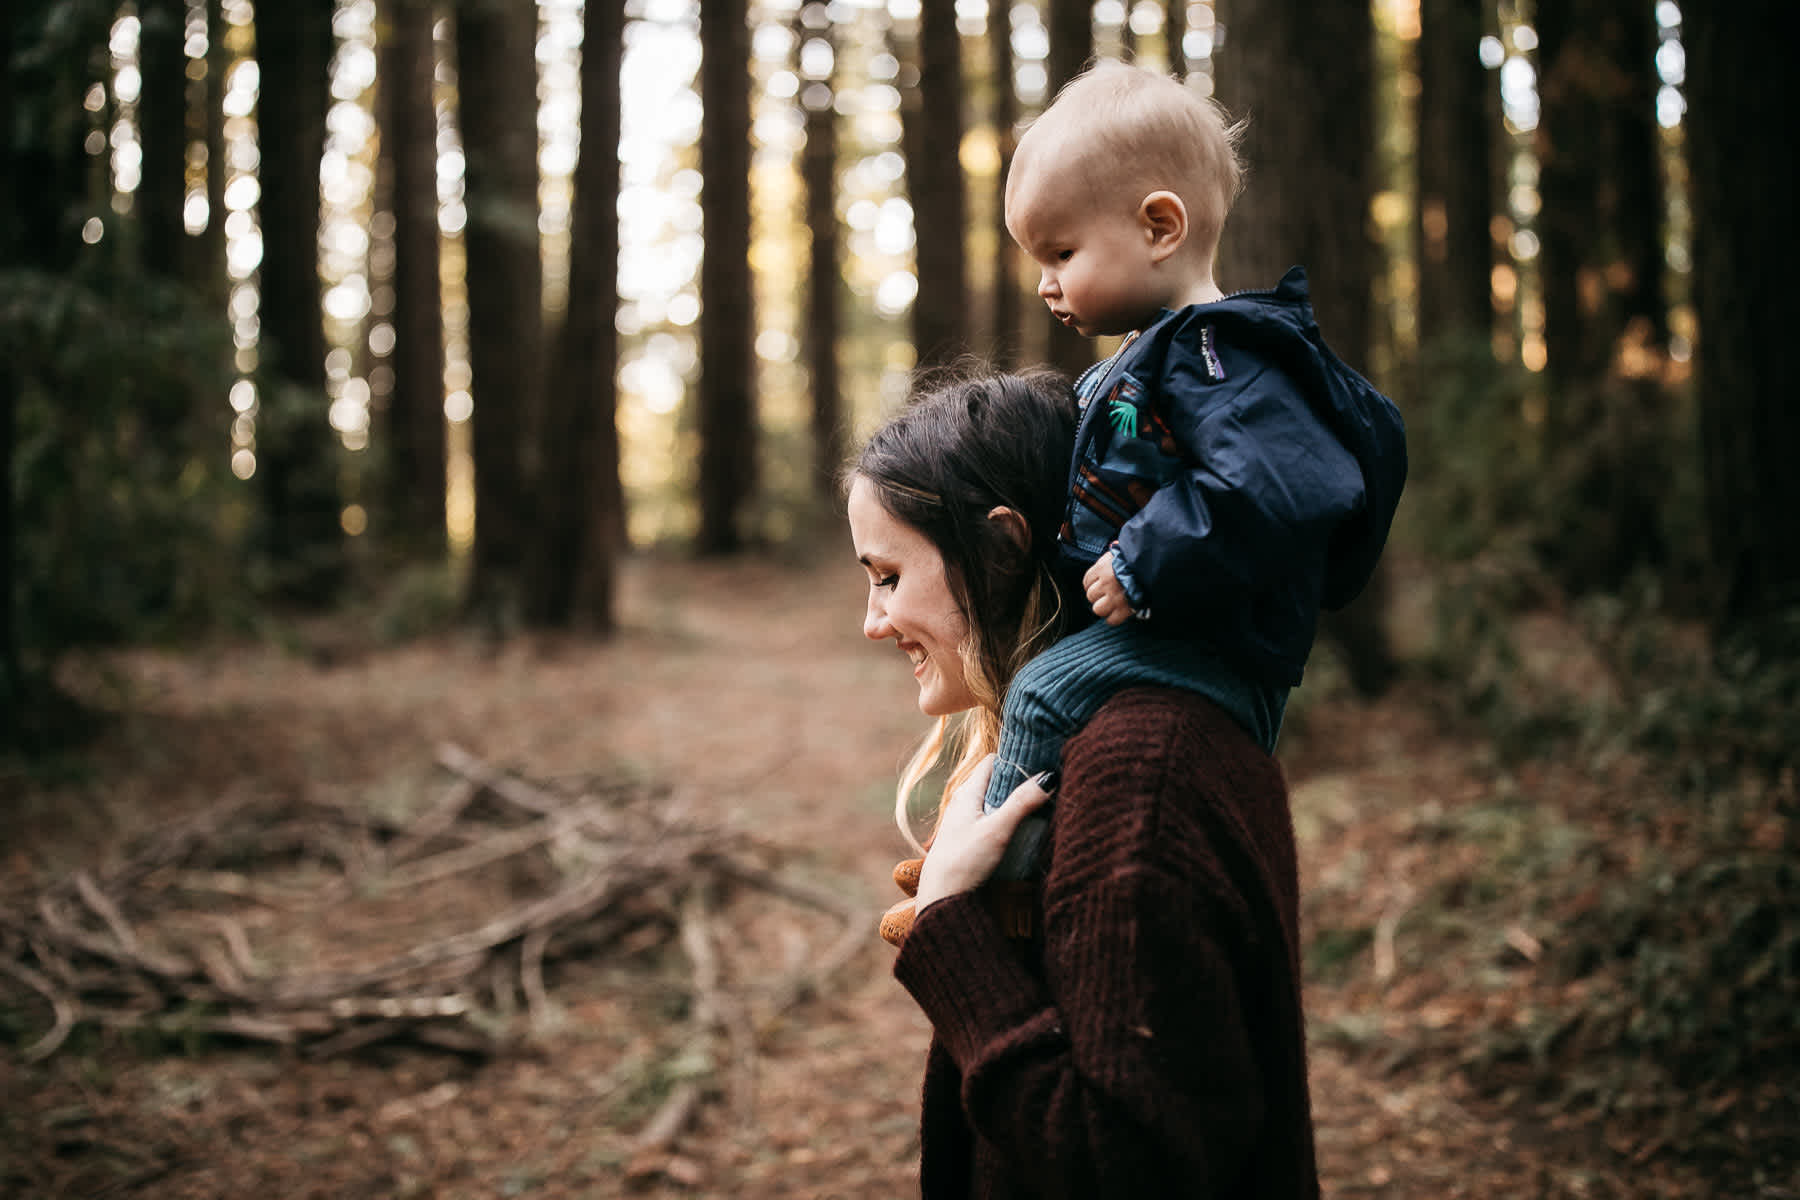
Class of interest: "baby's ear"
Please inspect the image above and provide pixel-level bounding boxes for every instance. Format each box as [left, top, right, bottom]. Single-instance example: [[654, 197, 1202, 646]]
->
[[1140, 191, 1189, 259]]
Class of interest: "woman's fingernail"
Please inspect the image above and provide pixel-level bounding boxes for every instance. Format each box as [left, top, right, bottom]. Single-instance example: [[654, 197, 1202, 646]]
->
[[1036, 769, 1060, 792]]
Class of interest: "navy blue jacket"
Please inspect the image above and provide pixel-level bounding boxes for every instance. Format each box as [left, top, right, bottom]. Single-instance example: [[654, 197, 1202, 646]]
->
[[1057, 267, 1408, 688]]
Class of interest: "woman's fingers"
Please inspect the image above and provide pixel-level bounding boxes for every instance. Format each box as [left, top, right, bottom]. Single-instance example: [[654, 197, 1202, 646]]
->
[[912, 768, 1058, 913], [942, 753, 999, 827], [989, 770, 1055, 833]]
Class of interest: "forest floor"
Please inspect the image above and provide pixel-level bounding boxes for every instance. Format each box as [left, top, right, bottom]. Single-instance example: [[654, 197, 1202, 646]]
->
[[1, 550, 1794, 1199]]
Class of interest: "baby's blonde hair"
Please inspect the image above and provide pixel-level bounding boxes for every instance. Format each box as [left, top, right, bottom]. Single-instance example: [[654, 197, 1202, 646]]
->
[[1010, 59, 1247, 260]]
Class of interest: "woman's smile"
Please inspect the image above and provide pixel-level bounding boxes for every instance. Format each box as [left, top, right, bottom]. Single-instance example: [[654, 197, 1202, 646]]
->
[[847, 477, 978, 717]]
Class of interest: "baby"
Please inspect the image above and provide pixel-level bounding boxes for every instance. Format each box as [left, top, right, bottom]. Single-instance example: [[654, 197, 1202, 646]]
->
[[984, 60, 1410, 879]]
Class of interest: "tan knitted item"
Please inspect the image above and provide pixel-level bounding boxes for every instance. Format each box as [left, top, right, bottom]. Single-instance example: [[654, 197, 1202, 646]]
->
[[880, 895, 917, 946]]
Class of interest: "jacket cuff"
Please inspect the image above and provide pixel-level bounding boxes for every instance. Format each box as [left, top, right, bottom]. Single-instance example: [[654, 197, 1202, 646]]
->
[[1110, 543, 1151, 615], [892, 892, 1044, 1069]]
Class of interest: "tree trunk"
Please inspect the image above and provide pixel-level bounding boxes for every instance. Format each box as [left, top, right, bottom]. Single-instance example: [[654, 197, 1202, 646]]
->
[[696, 0, 757, 554], [1415, 0, 1494, 348], [378, 0, 447, 555], [1533, 0, 1608, 407], [571, 0, 626, 616], [1042, 0, 1093, 380], [136, 0, 188, 280], [201, 0, 230, 298], [0, 2, 16, 726], [1213, 0, 1396, 696], [255, 0, 345, 602], [453, 0, 543, 613], [797, 16, 845, 497], [1534, 0, 1670, 591], [1164, 0, 1187, 79], [990, 0, 1020, 368], [523, 0, 623, 631], [2, 0, 112, 736], [1607, 0, 1665, 348], [1688, 1, 1800, 624], [902, 2, 968, 369]]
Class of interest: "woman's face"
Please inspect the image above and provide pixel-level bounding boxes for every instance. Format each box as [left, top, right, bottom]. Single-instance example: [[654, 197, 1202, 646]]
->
[[848, 476, 977, 717]]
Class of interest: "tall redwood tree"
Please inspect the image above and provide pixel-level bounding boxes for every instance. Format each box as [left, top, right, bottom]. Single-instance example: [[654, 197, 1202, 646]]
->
[[378, 0, 446, 555], [1687, 1, 1800, 624], [255, 0, 345, 601], [524, 0, 624, 630], [453, 0, 543, 612], [696, 0, 757, 553]]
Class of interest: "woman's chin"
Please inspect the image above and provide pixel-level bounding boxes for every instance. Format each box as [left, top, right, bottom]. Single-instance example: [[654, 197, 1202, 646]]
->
[[916, 680, 976, 718]]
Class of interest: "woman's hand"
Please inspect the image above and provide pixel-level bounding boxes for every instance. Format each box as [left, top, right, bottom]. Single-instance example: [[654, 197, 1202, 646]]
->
[[914, 755, 1057, 914]]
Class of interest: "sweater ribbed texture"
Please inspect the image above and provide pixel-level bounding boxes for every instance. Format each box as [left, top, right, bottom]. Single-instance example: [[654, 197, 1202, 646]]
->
[[894, 686, 1319, 1200]]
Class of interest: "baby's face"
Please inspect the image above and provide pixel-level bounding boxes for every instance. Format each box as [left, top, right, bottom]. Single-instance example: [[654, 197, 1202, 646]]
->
[[1006, 172, 1168, 338]]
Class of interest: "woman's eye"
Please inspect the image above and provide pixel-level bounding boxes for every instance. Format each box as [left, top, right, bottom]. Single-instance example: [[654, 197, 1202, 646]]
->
[[875, 573, 898, 590]]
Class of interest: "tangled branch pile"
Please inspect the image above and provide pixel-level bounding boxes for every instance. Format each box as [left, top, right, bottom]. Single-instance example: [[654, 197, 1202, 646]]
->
[[0, 744, 869, 1071]]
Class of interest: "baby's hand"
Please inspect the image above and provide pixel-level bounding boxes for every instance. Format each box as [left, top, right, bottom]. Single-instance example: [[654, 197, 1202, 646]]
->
[[1083, 552, 1135, 626]]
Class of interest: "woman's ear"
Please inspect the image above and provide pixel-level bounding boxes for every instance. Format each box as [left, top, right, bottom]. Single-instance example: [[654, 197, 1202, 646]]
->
[[1139, 190, 1189, 262], [986, 505, 1032, 555]]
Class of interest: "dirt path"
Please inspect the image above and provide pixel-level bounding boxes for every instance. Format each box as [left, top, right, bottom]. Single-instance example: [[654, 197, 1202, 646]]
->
[[0, 554, 1712, 1197]]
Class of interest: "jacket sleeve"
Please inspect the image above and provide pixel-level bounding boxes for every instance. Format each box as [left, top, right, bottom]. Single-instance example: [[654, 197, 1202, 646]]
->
[[892, 699, 1271, 1197], [1113, 325, 1365, 623]]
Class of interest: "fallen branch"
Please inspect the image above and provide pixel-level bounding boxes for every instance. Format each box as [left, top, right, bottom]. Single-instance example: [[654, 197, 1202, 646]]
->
[[0, 744, 875, 1079]]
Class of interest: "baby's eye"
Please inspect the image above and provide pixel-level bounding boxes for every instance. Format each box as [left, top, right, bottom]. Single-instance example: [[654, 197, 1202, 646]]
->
[[1057, 250, 1074, 261]]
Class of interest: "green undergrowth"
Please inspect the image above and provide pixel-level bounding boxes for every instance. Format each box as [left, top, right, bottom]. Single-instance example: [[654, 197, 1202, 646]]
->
[[1372, 557, 1800, 1181]]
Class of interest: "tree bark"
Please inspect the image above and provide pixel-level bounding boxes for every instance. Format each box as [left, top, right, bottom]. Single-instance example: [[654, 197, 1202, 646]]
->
[[696, 0, 757, 554], [378, 0, 447, 555], [0, 4, 16, 728], [797, 16, 845, 497], [1415, 0, 1494, 348], [1164, 0, 1187, 79], [1534, 0, 1670, 590], [1042, 0, 1093, 380], [1533, 0, 1607, 406], [2, 0, 115, 736], [990, 0, 1021, 367], [135, 0, 188, 280], [201, 0, 230, 299], [453, 0, 543, 612], [1607, 0, 1665, 347], [903, 2, 969, 369], [1213, 0, 1396, 696], [1687, 1, 1800, 623], [522, 0, 623, 631], [255, 0, 345, 602]]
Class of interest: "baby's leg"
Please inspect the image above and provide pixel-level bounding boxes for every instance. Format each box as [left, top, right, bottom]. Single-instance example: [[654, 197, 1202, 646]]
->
[[984, 622, 1286, 881], [986, 622, 1148, 880], [984, 621, 1123, 814]]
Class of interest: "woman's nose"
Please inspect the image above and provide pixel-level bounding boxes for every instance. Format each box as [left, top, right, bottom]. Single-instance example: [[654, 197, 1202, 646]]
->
[[864, 593, 893, 641]]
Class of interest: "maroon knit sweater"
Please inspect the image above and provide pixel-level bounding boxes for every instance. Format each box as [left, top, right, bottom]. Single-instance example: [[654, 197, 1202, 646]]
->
[[892, 687, 1319, 1199]]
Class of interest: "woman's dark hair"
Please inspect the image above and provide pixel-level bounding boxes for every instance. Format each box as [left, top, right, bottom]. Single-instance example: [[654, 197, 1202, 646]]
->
[[849, 364, 1079, 843], [852, 364, 1077, 682]]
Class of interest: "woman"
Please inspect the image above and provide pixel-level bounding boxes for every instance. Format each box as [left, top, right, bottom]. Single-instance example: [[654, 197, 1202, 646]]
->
[[847, 368, 1320, 1199]]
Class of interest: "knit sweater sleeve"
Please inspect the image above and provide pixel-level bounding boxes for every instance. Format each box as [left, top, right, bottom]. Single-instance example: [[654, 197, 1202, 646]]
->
[[893, 687, 1295, 1197]]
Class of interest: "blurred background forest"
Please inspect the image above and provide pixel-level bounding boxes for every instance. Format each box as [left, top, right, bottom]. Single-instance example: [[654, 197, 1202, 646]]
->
[[2, 0, 1797, 1194], [3, 0, 1797, 707]]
